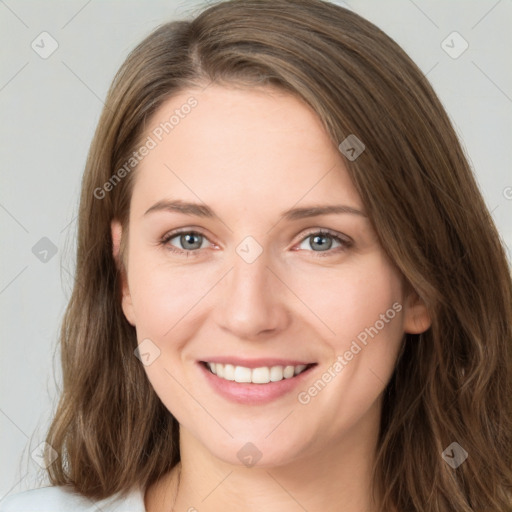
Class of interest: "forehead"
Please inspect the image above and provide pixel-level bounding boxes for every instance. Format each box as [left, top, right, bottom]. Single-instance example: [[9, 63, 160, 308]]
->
[[129, 85, 363, 216]]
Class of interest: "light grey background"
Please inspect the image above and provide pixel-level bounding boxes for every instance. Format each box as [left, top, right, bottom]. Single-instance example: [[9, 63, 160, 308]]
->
[[1, 0, 511, 500]]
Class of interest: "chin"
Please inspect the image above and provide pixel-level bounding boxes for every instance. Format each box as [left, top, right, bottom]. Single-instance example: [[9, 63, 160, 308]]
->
[[200, 429, 314, 469]]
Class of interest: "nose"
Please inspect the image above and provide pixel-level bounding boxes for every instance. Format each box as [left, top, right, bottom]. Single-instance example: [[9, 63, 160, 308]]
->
[[214, 247, 291, 340]]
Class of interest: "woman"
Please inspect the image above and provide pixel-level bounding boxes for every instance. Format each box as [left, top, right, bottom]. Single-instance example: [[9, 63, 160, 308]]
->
[[2, 0, 511, 511]]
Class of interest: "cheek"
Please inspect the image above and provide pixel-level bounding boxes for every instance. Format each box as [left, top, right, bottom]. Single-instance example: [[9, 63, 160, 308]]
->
[[294, 257, 405, 425], [126, 255, 210, 424], [127, 253, 214, 338], [290, 255, 404, 349]]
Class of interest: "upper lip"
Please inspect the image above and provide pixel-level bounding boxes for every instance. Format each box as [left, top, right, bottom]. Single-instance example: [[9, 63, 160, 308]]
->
[[200, 357, 316, 369]]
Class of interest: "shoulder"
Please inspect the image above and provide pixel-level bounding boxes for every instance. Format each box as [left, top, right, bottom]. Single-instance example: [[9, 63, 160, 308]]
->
[[0, 485, 146, 512]]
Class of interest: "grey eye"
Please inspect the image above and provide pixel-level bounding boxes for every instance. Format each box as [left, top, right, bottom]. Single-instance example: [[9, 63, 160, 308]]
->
[[169, 232, 206, 251], [298, 233, 342, 252]]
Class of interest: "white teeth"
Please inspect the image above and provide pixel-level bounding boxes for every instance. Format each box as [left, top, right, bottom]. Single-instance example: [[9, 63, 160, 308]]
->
[[269, 366, 283, 382], [223, 364, 235, 381], [294, 364, 307, 375], [283, 365, 295, 379], [251, 367, 270, 384], [234, 366, 252, 383], [206, 362, 310, 383]]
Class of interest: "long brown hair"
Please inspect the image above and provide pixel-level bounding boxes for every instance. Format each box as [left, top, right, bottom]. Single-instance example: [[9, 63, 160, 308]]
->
[[43, 1, 512, 510]]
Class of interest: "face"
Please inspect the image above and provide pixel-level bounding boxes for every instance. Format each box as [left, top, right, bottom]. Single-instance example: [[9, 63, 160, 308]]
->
[[112, 84, 430, 467]]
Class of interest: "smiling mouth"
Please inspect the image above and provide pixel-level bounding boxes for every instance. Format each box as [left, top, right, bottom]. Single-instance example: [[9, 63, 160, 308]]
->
[[201, 361, 316, 384]]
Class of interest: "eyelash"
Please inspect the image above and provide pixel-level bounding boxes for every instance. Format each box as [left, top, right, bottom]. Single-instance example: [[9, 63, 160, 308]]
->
[[159, 228, 352, 258]]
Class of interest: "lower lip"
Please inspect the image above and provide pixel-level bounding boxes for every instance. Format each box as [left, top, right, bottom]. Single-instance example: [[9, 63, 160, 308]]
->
[[198, 362, 316, 405]]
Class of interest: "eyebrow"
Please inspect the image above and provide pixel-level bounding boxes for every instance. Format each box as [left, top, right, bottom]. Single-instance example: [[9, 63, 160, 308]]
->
[[144, 199, 367, 220]]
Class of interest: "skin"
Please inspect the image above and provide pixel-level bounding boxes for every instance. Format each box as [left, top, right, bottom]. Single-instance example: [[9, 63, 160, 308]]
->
[[111, 84, 431, 512]]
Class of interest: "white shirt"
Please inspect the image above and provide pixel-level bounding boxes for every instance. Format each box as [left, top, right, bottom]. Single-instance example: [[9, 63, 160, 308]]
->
[[0, 485, 146, 511]]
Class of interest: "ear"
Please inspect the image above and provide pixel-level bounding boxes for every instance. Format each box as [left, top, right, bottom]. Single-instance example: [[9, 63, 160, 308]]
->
[[111, 220, 136, 326], [402, 288, 431, 334]]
